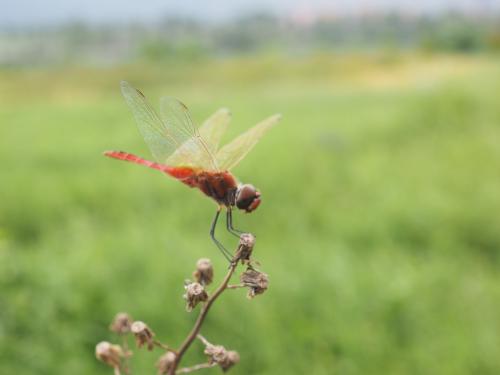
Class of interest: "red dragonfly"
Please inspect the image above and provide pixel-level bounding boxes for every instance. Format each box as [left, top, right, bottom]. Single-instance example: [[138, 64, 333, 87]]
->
[[105, 81, 281, 261]]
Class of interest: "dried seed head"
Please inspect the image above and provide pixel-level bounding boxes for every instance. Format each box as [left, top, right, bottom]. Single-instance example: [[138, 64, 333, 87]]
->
[[156, 351, 176, 375], [240, 268, 269, 298], [204, 344, 226, 363], [193, 258, 214, 286], [221, 351, 240, 372], [204, 344, 240, 372], [95, 341, 124, 368], [183, 282, 208, 312], [131, 321, 155, 350], [234, 233, 255, 264], [109, 312, 133, 334]]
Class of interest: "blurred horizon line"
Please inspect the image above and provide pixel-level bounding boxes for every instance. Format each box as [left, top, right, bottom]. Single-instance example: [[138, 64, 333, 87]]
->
[[2, 0, 500, 30], [2, 7, 500, 68]]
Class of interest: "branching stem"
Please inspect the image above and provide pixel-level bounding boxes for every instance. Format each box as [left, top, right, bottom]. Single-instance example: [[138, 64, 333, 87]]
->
[[168, 234, 255, 374], [226, 283, 245, 289], [154, 340, 176, 352], [175, 362, 217, 374], [168, 260, 238, 374], [120, 334, 130, 375]]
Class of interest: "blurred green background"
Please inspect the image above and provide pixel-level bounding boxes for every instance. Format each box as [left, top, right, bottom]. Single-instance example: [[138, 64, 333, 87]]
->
[[2, 2, 500, 374]]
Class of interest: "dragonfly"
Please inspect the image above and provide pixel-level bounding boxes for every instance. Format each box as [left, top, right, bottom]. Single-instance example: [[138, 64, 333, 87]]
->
[[104, 81, 281, 261]]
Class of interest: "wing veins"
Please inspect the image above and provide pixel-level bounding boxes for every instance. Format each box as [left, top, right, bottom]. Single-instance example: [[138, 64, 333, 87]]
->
[[216, 114, 281, 171]]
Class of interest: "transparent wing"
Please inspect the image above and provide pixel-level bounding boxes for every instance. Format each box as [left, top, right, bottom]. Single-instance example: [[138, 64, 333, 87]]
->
[[120, 81, 179, 163], [216, 114, 281, 171], [198, 108, 231, 154], [160, 96, 218, 170]]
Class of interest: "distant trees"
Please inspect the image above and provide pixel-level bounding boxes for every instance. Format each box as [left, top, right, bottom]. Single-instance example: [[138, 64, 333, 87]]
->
[[419, 13, 488, 53], [2, 11, 500, 67]]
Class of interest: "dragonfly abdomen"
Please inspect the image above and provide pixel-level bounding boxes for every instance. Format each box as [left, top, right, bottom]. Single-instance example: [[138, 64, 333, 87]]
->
[[103, 151, 172, 172], [104, 150, 202, 185], [104, 151, 237, 205]]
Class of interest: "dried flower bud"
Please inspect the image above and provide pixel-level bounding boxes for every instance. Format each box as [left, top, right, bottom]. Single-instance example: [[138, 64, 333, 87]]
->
[[109, 312, 133, 334], [131, 321, 155, 350], [95, 341, 124, 368], [221, 351, 240, 372], [240, 268, 269, 298], [204, 344, 240, 372], [204, 344, 226, 363], [193, 258, 214, 286], [183, 282, 208, 312], [234, 233, 255, 264], [156, 351, 176, 375]]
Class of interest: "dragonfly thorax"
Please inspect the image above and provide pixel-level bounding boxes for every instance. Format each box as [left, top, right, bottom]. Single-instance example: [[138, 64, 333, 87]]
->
[[193, 171, 239, 207], [193, 172, 260, 212]]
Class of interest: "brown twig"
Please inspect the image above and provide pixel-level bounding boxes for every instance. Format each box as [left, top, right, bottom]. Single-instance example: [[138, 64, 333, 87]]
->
[[97, 234, 257, 375], [154, 340, 176, 352], [196, 334, 211, 346], [120, 335, 130, 375], [168, 262, 237, 374], [168, 234, 255, 374], [175, 362, 217, 374], [226, 284, 245, 289]]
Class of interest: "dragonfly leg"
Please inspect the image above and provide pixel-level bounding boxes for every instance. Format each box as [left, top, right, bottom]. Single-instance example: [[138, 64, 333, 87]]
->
[[210, 208, 233, 262], [226, 208, 245, 237], [226, 209, 240, 238]]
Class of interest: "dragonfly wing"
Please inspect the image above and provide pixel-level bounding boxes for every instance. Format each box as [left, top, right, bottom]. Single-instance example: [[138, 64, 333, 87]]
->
[[198, 108, 231, 154], [216, 114, 281, 171], [120, 81, 180, 162], [160, 96, 219, 170]]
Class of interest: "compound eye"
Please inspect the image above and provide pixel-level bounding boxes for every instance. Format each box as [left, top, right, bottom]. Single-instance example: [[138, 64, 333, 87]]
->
[[246, 196, 261, 212], [236, 184, 260, 212]]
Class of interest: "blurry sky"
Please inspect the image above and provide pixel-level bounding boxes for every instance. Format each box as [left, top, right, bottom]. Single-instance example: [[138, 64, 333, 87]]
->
[[2, 0, 500, 27]]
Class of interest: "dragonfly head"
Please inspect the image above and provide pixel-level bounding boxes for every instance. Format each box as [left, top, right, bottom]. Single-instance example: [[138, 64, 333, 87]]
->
[[235, 184, 261, 213]]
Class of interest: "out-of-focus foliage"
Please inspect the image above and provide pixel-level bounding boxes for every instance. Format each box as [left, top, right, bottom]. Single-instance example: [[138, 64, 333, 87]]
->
[[2, 12, 500, 67], [1, 52, 500, 374]]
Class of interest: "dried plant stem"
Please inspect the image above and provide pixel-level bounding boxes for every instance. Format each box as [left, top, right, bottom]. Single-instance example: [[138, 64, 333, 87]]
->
[[196, 334, 211, 346], [98, 235, 257, 374], [175, 362, 217, 374], [168, 260, 239, 374], [226, 283, 245, 289], [154, 340, 175, 352], [120, 335, 130, 375]]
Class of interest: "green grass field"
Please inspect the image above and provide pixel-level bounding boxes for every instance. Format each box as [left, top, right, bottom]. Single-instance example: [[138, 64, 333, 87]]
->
[[1, 53, 500, 374]]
